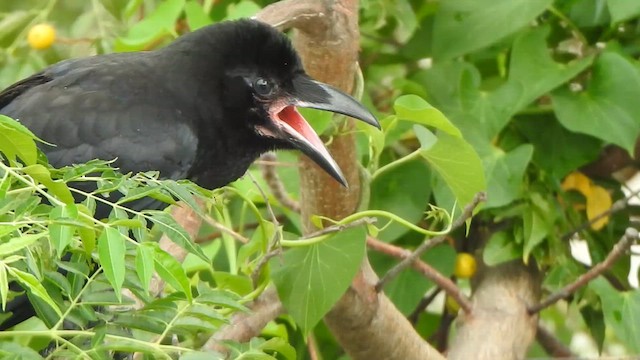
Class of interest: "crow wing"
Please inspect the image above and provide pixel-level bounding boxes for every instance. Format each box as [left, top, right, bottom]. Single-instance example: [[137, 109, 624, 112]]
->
[[0, 53, 198, 180]]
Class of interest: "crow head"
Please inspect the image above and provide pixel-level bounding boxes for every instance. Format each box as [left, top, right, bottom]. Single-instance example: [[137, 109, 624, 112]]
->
[[211, 19, 379, 186]]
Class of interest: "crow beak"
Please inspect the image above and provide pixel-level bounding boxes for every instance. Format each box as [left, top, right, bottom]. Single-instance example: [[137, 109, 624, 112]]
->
[[260, 76, 379, 187]]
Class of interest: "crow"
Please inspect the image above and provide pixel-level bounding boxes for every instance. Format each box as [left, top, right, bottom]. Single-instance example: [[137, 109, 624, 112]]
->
[[1, 19, 377, 190], [0, 19, 378, 331]]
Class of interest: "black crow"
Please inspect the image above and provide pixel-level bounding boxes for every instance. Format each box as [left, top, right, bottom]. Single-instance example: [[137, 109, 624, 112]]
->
[[0, 19, 378, 190], [0, 19, 378, 331]]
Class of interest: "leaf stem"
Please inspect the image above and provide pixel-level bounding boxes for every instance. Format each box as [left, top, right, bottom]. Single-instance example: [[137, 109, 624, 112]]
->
[[371, 149, 422, 181]]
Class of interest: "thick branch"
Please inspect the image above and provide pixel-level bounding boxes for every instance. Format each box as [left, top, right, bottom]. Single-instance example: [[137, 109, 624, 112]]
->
[[448, 261, 542, 360], [254, 0, 326, 32], [324, 259, 446, 360]]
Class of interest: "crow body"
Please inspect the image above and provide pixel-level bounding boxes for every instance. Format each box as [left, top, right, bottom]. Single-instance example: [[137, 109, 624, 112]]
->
[[1, 19, 376, 188]]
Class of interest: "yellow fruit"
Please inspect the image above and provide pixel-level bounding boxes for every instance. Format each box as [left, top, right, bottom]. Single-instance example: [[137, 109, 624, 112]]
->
[[28, 24, 56, 50], [454, 252, 477, 279]]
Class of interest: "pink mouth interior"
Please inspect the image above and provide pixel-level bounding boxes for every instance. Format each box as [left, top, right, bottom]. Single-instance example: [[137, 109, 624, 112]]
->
[[276, 106, 325, 150]]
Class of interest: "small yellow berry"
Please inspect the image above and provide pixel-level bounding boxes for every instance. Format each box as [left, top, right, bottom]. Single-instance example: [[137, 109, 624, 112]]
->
[[28, 24, 56, 50], [454, 252, 477, 279]]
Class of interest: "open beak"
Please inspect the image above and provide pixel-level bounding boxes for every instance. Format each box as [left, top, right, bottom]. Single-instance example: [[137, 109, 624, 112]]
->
[[260, 75, 379, 187]]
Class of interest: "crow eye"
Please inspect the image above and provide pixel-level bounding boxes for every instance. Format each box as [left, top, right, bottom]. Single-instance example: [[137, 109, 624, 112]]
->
[[253, 78, 274, 97]]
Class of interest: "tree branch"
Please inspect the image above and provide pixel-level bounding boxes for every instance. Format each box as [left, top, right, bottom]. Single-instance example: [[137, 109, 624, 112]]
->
[[203, 286, 284, 352], [259, 152, 301, 213], [376, 192, 486, 292], [367, 236, 472, 314], [448, 261, 541, 360], [536, 324, 575, 358], [529, 227, 637, 314], [253, 0, 326, 32], [408, 288, 441, 325]]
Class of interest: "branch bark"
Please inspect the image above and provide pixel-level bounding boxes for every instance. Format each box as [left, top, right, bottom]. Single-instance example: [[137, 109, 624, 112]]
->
[[448, 261, 542, 360], [203, 286, 284, 352]]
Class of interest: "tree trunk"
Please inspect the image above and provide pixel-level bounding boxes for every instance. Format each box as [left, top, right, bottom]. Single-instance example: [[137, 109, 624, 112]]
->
[[448, 261, 542, 360]]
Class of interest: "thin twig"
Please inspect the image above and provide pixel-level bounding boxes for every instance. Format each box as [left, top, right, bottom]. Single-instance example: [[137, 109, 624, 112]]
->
[[308, 333, 320, 360], [529, 227, 638, 314], [367, 236, 472, 314], [536, 324, 575, 358], [259, 152, 301, 213], [408, 288, 442, 325], [195, 217, 286, 244], [375, 192, 486, 292], [248, 172, 282, 285], [248, 172, 280, 228], [303, 217, 377, 238], [202, 215, 249, 244], [561, 187, 640, 240]]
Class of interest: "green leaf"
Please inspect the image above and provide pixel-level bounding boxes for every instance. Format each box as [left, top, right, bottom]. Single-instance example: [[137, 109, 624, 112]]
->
[[606, 0, 640, 23], [271, 227, 366, 332], [0, 341, 43, 359], [22, 164, 74, 204], [0, 264, 7, 311], [197, 290, 247, 311], [580, 305, 606, 353], [0, 115, 39, 166], [432, 0, 552, 60], [136, 243, 155, 293], [483, 144, 533, 208], [508, 26, 594, 110], [420, 130, 486, 209], [483, 231, 520, 266], [258, 338, 297, 360], [394, 95, 461, 137], [515, 117, 601, 178], [49, 204, 79, 254], [551, 52, 640, 154], [370, 157, 431, 242], [184, 0, 212, 30], [0, 11, 35, 44], [568, 0, 610, 27], [147, 210, 208, 261], [226, 0, 261, 20], [185, 304, 227, 324], [76, 204, 96, 256], [154, 246, 192, 301], [0, 233, 46, 257], [590, 278, 640, 352], [522, 206, 547, 263], [7, 267, 62, 317], [114, 0, 185, 51], [131, 214, 148, 243], [161, 180, 205, 217], [97, 227, 126, 301]]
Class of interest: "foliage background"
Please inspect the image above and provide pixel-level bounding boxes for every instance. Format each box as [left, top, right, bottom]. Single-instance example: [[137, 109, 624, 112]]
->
[[1, 0, 640, 358]]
